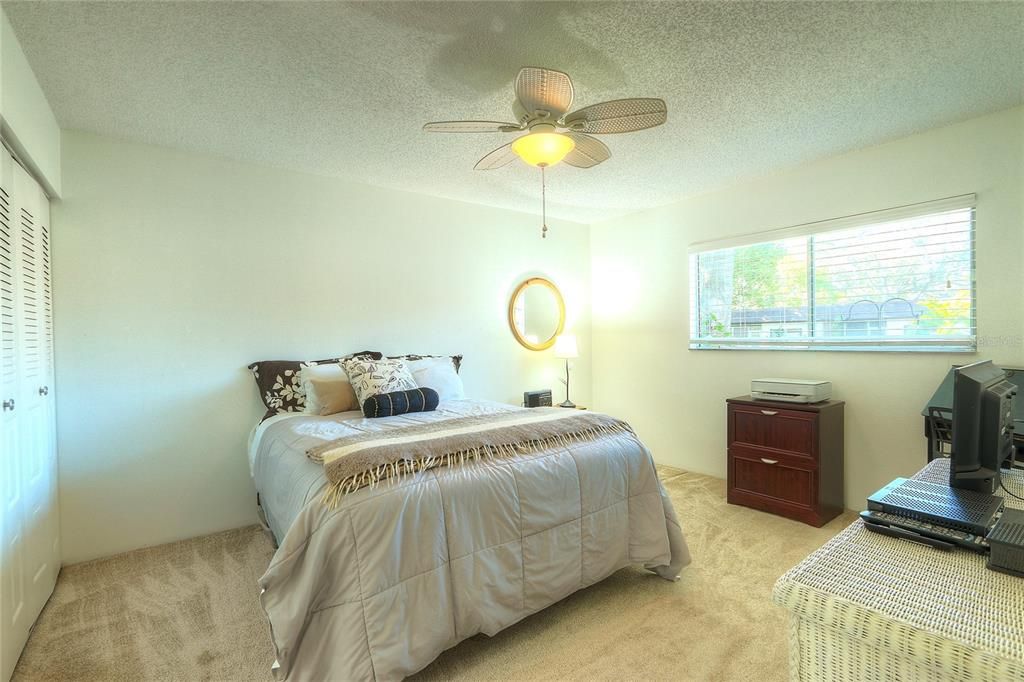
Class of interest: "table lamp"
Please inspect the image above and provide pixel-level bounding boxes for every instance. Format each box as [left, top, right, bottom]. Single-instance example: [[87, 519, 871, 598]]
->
[[553, 334, 578, 408]]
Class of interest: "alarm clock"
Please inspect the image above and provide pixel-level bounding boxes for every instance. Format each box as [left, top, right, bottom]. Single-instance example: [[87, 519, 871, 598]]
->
[[524, 390, 553, 408]]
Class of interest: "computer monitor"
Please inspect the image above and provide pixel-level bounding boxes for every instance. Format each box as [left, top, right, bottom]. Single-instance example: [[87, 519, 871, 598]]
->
[[950, 360, 1017, 493]]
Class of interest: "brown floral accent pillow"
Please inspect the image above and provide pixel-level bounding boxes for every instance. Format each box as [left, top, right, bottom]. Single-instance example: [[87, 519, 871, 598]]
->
[[388, 354, 463, 373], [249, 350, 381, 420]]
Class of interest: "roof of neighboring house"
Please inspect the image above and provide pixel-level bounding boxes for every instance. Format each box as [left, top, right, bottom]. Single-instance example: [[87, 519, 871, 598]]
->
[[729, 300, 925, 325]]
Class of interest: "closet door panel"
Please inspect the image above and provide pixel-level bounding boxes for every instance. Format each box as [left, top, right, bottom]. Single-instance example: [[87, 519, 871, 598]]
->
[[12, 162, 56, 624], [0, 148, 28, 682], [35, 195, 58, 572]]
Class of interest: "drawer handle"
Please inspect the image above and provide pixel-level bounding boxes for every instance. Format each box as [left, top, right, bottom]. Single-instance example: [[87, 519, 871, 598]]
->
[[2, 398, 13, 412], [760, 458, 779, 465], [760, 409, 778, 416]]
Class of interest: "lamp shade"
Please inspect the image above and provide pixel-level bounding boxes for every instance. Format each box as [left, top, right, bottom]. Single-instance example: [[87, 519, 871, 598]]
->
[[552, 334, 578, 359], [511, 132, 575, 168]]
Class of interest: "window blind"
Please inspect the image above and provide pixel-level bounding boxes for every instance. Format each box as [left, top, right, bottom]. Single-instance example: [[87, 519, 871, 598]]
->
[[689, 194, 976, 254], [689, 196, 976, 352]]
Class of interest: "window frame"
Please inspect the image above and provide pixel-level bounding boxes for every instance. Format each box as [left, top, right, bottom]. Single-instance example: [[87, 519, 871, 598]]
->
[[688, 195, 977, 353]]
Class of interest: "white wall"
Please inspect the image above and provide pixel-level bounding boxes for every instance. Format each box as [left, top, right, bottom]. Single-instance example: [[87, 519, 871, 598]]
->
[[0, 8, 60, 196], [54, 130, 592, 563], [48, 106, 1024, 561], [591, 106, 1024, 508]]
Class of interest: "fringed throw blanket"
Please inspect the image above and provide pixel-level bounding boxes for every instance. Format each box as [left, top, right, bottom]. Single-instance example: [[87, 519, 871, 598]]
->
[[306, 408, 633, 507]]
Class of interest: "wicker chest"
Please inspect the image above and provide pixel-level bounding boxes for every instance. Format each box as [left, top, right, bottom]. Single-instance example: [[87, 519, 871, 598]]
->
[[773, 458, 1024, 681]]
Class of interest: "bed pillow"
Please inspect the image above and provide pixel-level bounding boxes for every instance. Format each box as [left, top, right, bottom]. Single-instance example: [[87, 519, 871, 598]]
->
[[388, 354, 463, 373], [341, 356, 418, 408], [405, 356, 465, 402], [362, 387, 440, 418], [249, 350, 381, 419], [306, 374, 361, 416]]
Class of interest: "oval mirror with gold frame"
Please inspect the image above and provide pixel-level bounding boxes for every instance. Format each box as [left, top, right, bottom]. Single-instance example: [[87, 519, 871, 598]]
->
[[508, 277, 565, 351]]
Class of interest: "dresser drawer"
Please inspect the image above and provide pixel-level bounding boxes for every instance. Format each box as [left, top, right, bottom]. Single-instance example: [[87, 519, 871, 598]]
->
[[729, 452, 815, 509], [728, 404, 817, 459]]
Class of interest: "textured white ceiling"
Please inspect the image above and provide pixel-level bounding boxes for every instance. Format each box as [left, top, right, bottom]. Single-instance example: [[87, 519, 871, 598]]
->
[[5, 1, 1023, 223]]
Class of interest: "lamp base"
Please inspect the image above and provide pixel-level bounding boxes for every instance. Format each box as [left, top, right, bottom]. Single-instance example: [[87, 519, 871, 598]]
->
[[559, 400, 577, 409]]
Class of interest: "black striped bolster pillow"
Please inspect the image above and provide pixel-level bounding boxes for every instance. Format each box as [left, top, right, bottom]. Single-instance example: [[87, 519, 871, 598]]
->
[[362, 387, 440, 418]]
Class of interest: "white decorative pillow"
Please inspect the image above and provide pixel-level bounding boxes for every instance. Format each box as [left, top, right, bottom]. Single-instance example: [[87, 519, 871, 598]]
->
[[300, 364, 360, 415], [406, 357, 465, 402], [341, 357, 418, 408]]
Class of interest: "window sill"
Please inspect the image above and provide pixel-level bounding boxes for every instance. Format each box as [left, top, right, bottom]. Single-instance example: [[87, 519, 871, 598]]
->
[[689, 342, 976, 353]]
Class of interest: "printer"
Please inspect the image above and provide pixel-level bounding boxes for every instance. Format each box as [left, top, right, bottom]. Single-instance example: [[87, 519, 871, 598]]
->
[[751, 378, 832, 404]]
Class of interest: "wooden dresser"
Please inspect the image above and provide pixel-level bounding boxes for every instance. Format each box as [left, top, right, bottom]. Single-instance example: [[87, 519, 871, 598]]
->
[[726, 396, 845, 527]]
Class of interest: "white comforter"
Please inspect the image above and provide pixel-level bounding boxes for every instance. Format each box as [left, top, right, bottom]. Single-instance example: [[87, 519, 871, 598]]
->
[[250, 399, 691, 680]]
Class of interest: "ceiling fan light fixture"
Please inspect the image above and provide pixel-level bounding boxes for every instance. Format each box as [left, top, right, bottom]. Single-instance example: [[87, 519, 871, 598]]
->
[[511, 131, 575, 168]]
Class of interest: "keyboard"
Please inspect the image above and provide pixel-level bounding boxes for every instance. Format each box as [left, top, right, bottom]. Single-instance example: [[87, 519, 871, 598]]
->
[[860, 509, 990, 553]]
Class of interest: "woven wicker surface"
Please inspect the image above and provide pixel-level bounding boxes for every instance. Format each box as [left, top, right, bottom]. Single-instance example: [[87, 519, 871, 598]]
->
[[773, 459, 1024, 680]]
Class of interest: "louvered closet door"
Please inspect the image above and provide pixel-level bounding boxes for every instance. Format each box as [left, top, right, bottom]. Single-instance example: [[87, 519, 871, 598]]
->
[[0, 151, 58, 682], [35, 186, 58, 581], [0, 148, 27, 682], [12, 160, 58, 624]]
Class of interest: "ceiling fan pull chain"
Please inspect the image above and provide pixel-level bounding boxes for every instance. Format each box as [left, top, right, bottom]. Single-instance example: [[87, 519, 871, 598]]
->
[[541, 166, 548, 239]]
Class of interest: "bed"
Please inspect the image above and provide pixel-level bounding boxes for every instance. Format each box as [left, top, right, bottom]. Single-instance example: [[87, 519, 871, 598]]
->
[[249, 398, 691, 680]]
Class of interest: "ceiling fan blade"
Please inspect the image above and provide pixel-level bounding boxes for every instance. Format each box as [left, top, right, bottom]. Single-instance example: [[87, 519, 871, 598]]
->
[[423, 120, 520, 133], [473, 142, 518, 171], [563, 134, 610, 168], [563, 98, 667, 134], [515, 67, 574, 120]]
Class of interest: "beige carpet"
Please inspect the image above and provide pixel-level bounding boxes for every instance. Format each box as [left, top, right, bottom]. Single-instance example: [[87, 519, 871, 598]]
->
[[13, 467, 857, 681]]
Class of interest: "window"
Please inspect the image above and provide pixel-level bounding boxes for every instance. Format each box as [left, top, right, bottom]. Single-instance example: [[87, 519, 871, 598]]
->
[[689, 195, 976, 352]]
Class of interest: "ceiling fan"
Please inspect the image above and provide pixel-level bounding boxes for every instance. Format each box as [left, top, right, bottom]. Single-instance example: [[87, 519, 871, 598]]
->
[[423, 66, 668, 171], [424, 66, 666, 237]]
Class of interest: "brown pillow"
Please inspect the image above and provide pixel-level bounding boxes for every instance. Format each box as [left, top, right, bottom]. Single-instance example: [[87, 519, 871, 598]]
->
[[248, 350, 381, 420], [308, 376, 360, 416]]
